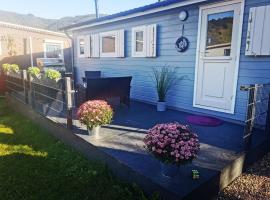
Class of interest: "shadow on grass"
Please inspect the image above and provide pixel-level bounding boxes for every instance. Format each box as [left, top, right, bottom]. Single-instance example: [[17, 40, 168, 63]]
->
[[0, 98, 153, 200]]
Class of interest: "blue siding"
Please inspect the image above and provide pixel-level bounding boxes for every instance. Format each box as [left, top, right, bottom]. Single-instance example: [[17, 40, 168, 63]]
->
[[73, 0, 270, 122]]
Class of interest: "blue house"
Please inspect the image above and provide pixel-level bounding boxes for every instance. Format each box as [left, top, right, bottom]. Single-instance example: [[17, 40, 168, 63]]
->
[[63, 0, 270, 123]]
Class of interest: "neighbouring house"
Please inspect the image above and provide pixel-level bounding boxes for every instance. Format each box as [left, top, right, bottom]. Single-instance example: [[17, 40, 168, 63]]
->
[[0, 21, 72, 71], [63, 0, 270, 123]]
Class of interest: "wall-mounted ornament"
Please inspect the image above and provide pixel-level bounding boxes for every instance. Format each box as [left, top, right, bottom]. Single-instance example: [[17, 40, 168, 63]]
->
[[175, 24, 189, 53], [178, 10, 188, 21]]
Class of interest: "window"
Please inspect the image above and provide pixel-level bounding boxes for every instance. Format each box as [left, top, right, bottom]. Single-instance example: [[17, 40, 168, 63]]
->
[[132, 24, 157, 57], [132, 26, 146, 57], [135, 31, 144, 52], [77, 35, 91, 58], [205, 11, 234, 57], [79, 39, 85, 55], [100, 30, 124, 57], [102, 35, 115, 53], [77, 36, 85, 57], [44, 40, 64, 59]]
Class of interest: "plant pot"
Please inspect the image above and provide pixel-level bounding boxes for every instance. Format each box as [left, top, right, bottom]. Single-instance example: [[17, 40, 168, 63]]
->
[[87, 126, 101, 138], [157, 101, 166, 112]]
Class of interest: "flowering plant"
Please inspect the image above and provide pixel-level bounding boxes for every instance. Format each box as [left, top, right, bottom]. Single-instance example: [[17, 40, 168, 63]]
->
[[77, 100, 113, 129], [28, 66, 41, 78], [1, 63, 20, 74], [45, 69, 61, 81], [144, 123, 200, 164], [1, 63, 11, 73], [10, 64, 20, 73]]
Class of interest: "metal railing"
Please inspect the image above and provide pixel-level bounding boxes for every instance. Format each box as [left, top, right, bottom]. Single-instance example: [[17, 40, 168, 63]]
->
[[4, 70, 75, 129], [240, 83, 270, 150]]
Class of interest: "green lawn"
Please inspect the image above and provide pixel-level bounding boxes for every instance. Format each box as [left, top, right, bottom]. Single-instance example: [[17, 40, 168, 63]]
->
[[0, 98, 151, 200]]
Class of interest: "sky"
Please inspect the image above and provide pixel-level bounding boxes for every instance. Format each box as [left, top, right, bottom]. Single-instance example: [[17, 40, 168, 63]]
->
[[1, 0, 157, 19]]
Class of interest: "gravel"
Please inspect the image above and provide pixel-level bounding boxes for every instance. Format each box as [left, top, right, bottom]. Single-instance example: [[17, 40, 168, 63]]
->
[[217, 152, 270, 200]]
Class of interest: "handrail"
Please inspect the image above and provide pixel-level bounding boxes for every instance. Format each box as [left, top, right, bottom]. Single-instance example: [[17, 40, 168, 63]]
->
[[240, 83, 270, 151]]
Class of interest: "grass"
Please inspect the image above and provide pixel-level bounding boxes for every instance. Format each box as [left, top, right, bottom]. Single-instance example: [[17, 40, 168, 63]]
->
[[0, 98, 152, 200]]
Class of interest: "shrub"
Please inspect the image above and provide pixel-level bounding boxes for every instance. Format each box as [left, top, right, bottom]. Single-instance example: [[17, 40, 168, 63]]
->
[[27, 66, 40, 77], [144, 122, 200, 164], [77, 100, 113, 129], [45, 69, 61, 81]]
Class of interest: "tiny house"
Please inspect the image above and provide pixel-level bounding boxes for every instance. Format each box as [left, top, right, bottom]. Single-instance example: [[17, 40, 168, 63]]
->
[[63, 0, 270, 123]]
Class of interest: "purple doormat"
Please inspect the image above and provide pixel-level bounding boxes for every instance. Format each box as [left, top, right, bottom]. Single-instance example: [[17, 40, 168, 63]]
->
[[186, 115, 223, 126]]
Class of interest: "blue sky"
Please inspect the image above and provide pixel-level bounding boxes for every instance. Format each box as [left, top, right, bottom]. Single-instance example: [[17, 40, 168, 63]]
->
[[1, 0, 157, 19]]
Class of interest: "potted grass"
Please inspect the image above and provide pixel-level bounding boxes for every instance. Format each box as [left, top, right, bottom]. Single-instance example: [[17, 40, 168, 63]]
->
[[77, 100, 113, 137], [144, 122, 200, 178], [153, 66, 178, 112]]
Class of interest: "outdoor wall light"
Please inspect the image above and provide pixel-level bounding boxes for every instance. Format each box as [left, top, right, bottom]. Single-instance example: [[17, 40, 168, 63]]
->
[[179, 10, 188, 21]]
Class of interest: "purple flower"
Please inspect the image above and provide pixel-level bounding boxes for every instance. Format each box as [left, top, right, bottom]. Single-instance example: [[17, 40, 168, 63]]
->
[[144, 122, 200, 164]]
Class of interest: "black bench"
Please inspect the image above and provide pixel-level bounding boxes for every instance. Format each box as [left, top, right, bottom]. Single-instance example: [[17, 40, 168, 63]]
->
[[86, 76, 132, 107], [82, 71, 101, 83]]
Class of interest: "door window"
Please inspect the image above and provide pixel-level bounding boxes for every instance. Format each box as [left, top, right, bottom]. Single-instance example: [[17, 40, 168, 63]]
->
[[205, 11, 234, 57]]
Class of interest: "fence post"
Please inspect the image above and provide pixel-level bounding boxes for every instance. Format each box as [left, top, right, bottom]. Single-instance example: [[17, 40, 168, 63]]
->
[[28, 74, 34, 108], [22, 70, 29, 104], [65, 77, 73, 129]]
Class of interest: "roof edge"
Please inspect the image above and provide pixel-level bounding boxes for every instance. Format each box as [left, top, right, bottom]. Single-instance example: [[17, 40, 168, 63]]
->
[[62, 0, 206, 31], [0, 21, 67, 37]]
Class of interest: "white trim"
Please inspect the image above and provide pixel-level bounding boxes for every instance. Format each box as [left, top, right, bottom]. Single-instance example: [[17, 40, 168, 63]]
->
[[193, 0, 245, 114], [69, 0, 207, 31], [100, 30, 118, 57], [132, 26, 147, 57], [43, 39, 64, 60], [0, 21, 66, 37]]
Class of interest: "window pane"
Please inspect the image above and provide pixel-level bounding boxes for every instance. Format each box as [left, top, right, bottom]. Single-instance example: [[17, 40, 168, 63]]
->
[[79, 39, 85, 55], [45, 43, 62, 58], [102, 36, 115, 53], [205, 11, 234, 57], [135, 31, 144, 52]]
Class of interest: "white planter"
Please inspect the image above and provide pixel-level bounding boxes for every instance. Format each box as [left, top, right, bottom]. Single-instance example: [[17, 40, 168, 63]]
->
[[87, 126, 101, 138], [157, 101, 166, 112]]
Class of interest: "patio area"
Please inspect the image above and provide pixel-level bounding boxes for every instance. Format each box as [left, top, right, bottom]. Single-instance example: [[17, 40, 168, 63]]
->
[[72, 100, 270, 200]]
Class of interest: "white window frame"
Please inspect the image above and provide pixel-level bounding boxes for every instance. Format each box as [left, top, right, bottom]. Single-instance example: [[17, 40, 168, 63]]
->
[[100, 30, 118, 57], [131, 24, 157, 57], [43, 39, 64, 60], [132, 26, 146, 57], [77, 36, 86, 58]]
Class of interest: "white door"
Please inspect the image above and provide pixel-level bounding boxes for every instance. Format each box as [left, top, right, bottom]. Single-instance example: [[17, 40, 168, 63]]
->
[[194, 1, 243, 113]]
